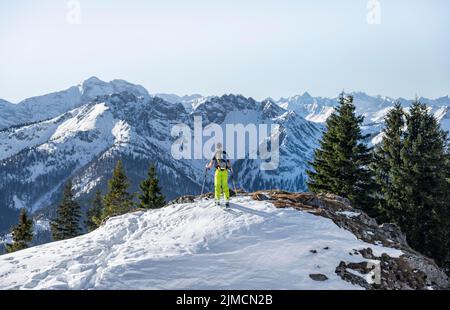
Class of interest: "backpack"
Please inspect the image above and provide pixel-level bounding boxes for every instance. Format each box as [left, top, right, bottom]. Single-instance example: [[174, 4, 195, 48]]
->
[[215, 151, 228, 170]]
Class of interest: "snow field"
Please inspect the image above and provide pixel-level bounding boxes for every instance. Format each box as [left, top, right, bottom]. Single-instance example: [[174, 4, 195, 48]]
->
[[0, 196, 401, 290]]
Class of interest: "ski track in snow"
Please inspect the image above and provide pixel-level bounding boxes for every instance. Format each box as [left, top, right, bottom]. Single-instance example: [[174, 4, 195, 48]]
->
[[0, 197, 401, 290]]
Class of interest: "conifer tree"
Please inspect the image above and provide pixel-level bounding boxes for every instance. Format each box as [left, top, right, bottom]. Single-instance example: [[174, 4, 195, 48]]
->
[[445, 148, 450, 272], [85, 190, 104, 232], [372, 103, 405, 223], [6, 208, 34, 253], [138, 164, 165, 209], [307, 93, 376, 213], [399, 101, 449, 265], [51, 179, 81, 241], [101, 160, 134, 220]]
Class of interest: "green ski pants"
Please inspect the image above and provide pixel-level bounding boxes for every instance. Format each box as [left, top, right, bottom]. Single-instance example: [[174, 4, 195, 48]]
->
[[214, 169, 230, 202]]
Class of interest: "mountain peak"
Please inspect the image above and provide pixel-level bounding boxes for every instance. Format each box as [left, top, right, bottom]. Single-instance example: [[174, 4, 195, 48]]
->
[[436, 95, 450, 103], [79, 77, 149, 100], [82, 76, 105, 85], [301, 91, 312, 98]]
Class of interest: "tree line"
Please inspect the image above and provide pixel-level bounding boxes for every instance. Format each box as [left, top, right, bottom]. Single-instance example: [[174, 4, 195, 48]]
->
[[307, 93, 450, 272], [5, 161, 165, 253]]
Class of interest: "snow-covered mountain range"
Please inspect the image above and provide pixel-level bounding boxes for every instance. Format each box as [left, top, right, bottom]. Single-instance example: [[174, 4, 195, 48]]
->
[[273, 91, 450, 144], [0, 77, 449, 237], [0, 77, 149, 130]]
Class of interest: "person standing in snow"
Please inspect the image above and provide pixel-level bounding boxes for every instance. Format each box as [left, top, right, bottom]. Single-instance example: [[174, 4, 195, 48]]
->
[[206, 142, 231, 207]]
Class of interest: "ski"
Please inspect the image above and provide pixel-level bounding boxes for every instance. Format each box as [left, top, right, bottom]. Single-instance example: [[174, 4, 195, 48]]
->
[[215, 202, 230, 209]]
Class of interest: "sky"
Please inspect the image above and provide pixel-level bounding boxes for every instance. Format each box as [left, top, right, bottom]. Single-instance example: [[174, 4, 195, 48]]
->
[[0, 0, 449, 103]]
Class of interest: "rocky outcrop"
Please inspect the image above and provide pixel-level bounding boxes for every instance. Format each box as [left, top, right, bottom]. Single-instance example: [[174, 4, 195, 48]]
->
[[171, 190, 450, 289], [168, 189, 245, 205], [250, 190, 450, 290]]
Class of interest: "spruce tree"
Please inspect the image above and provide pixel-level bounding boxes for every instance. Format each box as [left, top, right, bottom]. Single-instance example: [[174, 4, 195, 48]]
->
[[307, 93, 376, 213], [399, 101, 449, 265], [102, 160, 134, 220], [445, 148, 450, 272], [51, 179, 81, 241], [85, 190, 104, 232], [6, 208, 34, 253], [372, 103, 406, 223], [138, 164, 165, 209]]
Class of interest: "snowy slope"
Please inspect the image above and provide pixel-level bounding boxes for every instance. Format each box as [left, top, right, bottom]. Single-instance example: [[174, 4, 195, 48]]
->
[[434, 106, 450, 132], [0, 99, 24, 129], [0, 196, 402, 290], [155, 93, 209, 112]]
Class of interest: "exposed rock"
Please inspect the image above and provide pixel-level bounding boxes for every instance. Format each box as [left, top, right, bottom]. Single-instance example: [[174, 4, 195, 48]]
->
[[379, 223, 408, 245], [169, 189, 247, 205], [168, 195, 197, 205], [251, 192, 272, 201], [309, 274, 328, 281], [401, 253, 450, 289], [336, 248, 429, 290], [335, 261, 372, 289]]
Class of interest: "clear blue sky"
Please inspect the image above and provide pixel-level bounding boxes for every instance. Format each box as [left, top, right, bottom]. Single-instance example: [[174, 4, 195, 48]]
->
[[0, 0, 449, 102]]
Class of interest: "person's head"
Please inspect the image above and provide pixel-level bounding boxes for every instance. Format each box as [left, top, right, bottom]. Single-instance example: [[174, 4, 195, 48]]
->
[[216, 142, 223, 151]]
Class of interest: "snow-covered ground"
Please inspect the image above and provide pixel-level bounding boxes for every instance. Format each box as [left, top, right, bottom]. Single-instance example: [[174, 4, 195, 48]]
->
[[0, 196, 402, 290]]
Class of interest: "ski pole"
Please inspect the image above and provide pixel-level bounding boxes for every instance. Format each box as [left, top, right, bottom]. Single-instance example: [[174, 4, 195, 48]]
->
[[231, 168, 238, 196], [200, 168, 207, 196]]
